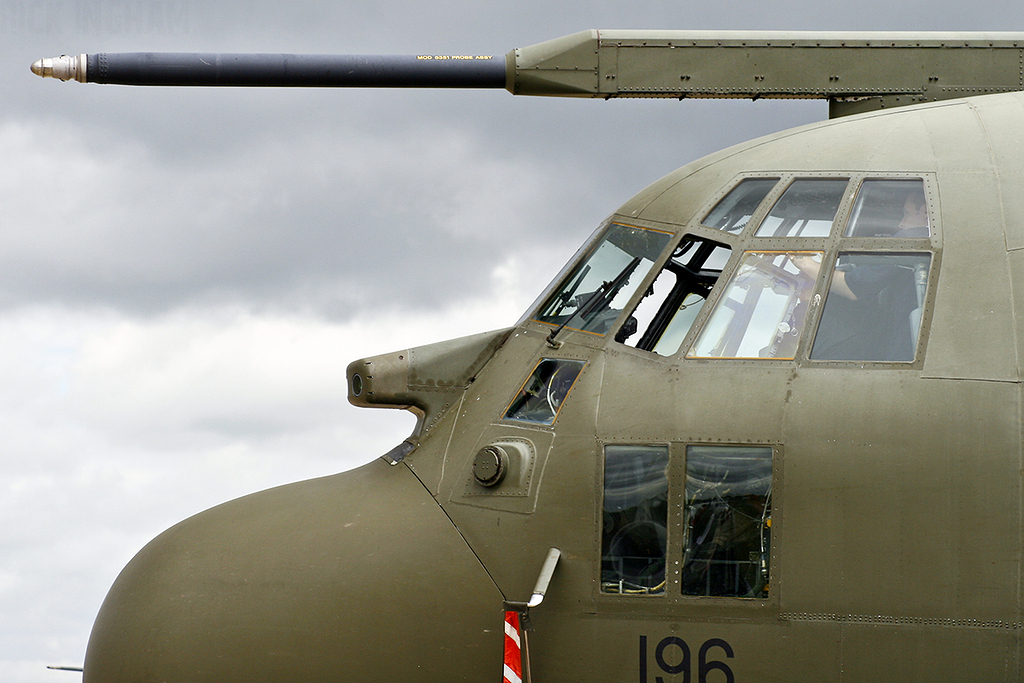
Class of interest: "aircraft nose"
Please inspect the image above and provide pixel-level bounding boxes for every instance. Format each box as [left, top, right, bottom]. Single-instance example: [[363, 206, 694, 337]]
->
[[82, 458, 504, 682]]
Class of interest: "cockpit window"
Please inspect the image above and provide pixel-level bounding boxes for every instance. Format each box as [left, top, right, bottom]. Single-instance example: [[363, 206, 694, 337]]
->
[[701, 178, 779, 234], [616, 235, 732, 356], [810, 253, 931, 362], [755, 179, 849, 237], [534, 223, 672, 336], [528, 174, 936, 365], [844, 179, 930, 237], [601, 444, 669, 595], [688, 251, 821, 359]]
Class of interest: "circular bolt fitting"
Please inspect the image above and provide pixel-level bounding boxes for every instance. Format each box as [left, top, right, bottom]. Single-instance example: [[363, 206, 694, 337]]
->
[[472, 445, 508, 487]]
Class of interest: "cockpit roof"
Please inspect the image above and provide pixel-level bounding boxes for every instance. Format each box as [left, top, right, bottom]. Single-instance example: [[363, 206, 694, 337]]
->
[[617, 91, 1024, 236]]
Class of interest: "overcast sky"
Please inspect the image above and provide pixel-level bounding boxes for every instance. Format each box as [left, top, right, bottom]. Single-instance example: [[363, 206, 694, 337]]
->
[[1, 0, 1020, 680]]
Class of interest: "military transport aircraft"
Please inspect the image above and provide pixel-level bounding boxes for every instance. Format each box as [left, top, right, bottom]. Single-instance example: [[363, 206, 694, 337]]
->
[[32, 30, 1024, 682]]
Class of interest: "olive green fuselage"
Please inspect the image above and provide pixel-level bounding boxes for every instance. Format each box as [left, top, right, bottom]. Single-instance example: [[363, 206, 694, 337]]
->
[[85, 91, 1024, 682]]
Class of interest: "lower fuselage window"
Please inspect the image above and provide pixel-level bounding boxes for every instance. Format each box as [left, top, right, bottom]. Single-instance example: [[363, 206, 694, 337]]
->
[[601, 444, 669, 594], [681, 445, 772, 599]]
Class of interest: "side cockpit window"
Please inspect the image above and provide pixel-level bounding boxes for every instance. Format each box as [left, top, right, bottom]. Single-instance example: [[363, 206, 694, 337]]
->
[[684, 175, 933, 363], [702, 178, 779, 234], [811, 253, 931, 362], [814, 178, 933, 361], [755, 179, 849, 237]]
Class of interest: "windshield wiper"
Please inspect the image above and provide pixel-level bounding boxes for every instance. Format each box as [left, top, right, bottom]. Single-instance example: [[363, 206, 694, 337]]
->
[[546, 256, 641, 347]]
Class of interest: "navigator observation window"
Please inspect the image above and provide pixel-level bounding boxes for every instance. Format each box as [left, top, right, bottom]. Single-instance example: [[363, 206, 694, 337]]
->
[[503, 359, 586, 425], [534, 224, 672, 337]]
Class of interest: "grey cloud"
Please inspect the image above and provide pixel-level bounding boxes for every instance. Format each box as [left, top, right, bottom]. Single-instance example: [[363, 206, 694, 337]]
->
[[3, 1, 1022, 680], [1, 84, 823, 319]]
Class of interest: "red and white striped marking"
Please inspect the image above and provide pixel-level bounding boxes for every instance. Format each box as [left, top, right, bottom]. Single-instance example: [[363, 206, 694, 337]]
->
[[502, 610, 523, 683]]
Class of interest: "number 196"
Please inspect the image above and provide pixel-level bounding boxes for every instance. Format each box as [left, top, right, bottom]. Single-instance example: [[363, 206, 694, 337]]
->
[[639, 635, 735, 683]]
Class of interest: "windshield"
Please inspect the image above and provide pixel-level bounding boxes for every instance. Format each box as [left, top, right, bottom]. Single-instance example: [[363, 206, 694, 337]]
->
[[533, 223, 672, 336], [688, 251, 821, 359]]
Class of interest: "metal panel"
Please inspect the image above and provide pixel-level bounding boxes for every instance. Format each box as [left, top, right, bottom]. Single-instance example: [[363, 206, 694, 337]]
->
[[512, 30, 1024, 114]]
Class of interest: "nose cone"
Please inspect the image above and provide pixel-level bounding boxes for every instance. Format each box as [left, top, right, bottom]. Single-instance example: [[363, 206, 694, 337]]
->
[[83, 459, 504, 682]]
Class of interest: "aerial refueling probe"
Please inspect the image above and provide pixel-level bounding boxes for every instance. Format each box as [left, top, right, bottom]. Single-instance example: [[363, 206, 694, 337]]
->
[[30, 31, 1024, 117], [30, 53, 507, 88]]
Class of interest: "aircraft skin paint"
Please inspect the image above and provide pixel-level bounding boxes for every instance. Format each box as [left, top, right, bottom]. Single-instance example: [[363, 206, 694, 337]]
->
[[32, 32, 1024, 683]]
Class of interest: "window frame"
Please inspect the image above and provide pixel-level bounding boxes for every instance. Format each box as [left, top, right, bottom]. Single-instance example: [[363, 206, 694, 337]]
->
[[527, 221, 675, 339], [615, 234, 734, 357], [667, 173, 941, 366], [595, 440, 782, 613]]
